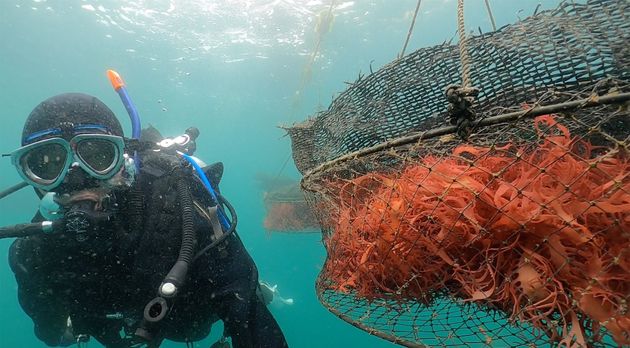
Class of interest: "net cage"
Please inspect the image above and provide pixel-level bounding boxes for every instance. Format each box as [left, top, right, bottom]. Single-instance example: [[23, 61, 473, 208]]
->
[[285, 0, 629, 347], [262, 181, 321, 232]]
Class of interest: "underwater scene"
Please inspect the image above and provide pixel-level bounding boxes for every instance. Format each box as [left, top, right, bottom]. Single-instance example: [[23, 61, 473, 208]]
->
[[1, 1, 628, 347]]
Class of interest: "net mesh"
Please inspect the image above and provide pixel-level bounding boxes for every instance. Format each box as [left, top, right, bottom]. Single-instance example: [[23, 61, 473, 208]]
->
[[286, 0, 630, 347], [262, 182, 320, 232]]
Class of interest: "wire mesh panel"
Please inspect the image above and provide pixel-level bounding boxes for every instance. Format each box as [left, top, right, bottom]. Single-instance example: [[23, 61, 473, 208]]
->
[[287, 0, 629, 347], [263, 182, 320, 232], [287, 0, 629, 174]]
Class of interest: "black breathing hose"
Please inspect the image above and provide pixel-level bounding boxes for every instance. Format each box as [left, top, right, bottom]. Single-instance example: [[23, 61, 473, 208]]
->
[[160, 170, 197, 292], [0, 181, 28, 200], [140, 166, 198, 333], [193, 194, 238, 261], [0, 221, 60, 239], [120, 183, 144, 254], [138, 161, 240, 344]]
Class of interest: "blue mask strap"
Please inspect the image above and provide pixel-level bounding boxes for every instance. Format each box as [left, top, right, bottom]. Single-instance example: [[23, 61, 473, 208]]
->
[[22, 128, 62, 145], [22, 124, 112, 145], [73, 124, 111, 134]]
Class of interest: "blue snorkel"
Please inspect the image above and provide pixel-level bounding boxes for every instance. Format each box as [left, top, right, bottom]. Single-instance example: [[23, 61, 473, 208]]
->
[[107, 70, 141, 140], [106, 69, 232, 231]]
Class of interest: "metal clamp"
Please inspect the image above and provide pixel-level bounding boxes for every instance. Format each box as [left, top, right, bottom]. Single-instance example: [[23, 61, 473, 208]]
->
[[445, 84, 479, 139]]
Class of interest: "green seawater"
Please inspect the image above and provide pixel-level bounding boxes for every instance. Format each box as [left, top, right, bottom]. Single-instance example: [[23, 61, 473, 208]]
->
[[0, 1, 573, 347]]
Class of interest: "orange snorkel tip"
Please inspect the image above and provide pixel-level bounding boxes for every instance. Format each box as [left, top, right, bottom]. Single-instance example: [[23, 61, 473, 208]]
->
[[107, 69, 125, 91], [106, 69, 141, 139]]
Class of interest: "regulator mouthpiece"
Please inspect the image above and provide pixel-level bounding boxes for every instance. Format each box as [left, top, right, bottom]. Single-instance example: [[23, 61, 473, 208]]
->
[[39, 192, 63, 221]]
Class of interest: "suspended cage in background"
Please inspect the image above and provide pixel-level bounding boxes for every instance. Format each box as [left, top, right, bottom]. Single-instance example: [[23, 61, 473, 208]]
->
[[261, 177, 321, 233], [286, 0, 629, 347]]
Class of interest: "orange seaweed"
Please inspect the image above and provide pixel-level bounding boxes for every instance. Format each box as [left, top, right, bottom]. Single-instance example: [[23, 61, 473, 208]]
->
[[322, 115, 630, 346]]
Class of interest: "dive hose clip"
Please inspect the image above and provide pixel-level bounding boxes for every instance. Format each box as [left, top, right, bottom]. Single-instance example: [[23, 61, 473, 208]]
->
[[155, 127, 200, 155]]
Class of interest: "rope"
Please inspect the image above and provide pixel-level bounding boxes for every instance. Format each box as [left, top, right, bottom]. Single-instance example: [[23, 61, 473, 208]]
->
[[309, 0, 337, 70], [483, 0, 497, 31], [399, 0, 423, 58], [273, 152, 292, 182], [291, 0, 337, 114], [457, 0, 472, 88]]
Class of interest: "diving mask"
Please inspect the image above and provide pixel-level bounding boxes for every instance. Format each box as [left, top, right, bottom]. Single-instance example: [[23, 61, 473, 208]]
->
[[10, 133, 126, 191]]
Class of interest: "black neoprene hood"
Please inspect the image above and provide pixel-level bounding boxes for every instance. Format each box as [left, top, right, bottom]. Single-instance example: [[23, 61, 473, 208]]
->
[[22, 93, 123, 145]]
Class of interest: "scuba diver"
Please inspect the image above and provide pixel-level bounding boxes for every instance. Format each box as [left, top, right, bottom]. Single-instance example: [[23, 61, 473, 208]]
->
[[1, 74, 288, 348]]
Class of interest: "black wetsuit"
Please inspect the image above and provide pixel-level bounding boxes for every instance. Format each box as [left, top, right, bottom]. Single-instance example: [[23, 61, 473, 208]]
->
[[8, 152, 288, 348]]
